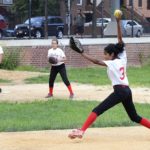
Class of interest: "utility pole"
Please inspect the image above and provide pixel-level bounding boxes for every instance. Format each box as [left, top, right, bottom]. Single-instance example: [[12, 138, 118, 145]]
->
[[45, 0, 48, 39], [92, 0, 97, 38], [67, 0, 71, 37], [28, 0, 31, 39], [131, 0, 134, 37]]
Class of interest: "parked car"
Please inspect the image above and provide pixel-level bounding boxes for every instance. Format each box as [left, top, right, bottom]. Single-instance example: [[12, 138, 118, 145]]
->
[[14, 16, 64, 38], [84, 18, 111, 27], [4, 29, 15, 37], [121, 20, 143, 37], [0, 15, 8, 38]]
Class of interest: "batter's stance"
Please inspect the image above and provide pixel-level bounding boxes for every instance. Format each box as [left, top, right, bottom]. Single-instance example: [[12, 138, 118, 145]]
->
[[46, 39, 74, 99], [68, 16, 150, 139]]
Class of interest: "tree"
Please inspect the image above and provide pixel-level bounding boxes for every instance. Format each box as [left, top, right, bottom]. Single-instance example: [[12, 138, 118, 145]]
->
[[11, 0, 60, 23]]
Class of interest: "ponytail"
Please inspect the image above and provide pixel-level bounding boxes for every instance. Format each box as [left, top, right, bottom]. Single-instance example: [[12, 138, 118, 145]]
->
[[115, 42, 125, 54], [104, 42, 125, 57]]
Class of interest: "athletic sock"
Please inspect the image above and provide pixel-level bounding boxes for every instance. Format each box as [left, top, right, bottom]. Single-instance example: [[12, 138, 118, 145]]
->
[[49, 87, 53, 95], [140, 118, 150, 129], [67, 85, 73, 95], [81, 112, 98, 132]]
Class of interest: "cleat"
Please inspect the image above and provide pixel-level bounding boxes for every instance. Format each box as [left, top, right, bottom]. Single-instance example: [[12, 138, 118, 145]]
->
[[68, 129, 84, 139], [45, 93, 53, 98], [69, 94, 74, 99]]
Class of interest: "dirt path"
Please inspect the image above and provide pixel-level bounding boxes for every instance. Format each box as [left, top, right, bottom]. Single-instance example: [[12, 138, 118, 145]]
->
[[0, 69, 48, 84], [0, 127, 150, 150], [0, 83, 150, 103]]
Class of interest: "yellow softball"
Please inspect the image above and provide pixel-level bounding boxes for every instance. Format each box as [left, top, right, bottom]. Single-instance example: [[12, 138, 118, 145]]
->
[[114, 9, 122, 18]]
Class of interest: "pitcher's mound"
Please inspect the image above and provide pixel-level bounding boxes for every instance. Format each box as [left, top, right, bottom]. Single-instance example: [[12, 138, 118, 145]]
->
[[0, 127, 150, 150]]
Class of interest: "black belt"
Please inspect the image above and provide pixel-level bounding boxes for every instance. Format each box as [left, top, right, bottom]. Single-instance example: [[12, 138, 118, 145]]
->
[[113, 85, 129, 88]]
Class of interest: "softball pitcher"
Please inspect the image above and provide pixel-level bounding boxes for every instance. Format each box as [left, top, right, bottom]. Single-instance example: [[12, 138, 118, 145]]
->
[[68, 16, 150, 139], [46, 39, 74, 99]]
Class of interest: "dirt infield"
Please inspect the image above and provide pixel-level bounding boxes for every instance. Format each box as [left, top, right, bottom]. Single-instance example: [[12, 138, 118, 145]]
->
[[0, 127, 150, 150], [0, 69, 150, 103], [0, 70, 150, 150], [0, 69, 48, 84], [0, 83, 150, 103]]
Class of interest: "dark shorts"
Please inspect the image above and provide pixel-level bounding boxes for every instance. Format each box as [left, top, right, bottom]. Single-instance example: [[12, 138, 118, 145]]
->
[[75, 26, 84, 34]]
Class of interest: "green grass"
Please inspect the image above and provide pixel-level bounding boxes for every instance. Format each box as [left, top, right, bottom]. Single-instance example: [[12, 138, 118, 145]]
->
[[0, 79, 12, 83], [127, 65, 150, 87], [25, 75, 50, 84], [0, 100, 150, 132], [25, 66, 150, 86], [15, 65, 49, 73], [25, 67, 110, 84]]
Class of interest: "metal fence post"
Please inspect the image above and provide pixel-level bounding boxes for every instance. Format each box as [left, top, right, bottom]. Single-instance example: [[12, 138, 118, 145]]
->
[[45, 0, 48, 39], [67, 0, 71, 37], [28, 0, 31, 39], [131, 0, 134, 37]]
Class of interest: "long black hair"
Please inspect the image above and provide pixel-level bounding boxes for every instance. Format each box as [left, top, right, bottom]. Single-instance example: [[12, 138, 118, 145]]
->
[[104, 42, 125, 57]]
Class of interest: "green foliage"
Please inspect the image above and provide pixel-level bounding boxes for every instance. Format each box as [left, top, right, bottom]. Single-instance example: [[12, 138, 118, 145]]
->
[[0, 100, 149, 132], [0, 49, 21, 70], [11, 0, 60, 22]]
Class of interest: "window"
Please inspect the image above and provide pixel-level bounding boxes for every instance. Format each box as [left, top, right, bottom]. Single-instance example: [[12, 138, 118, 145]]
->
[[2, 0, 13, 5], [120, 0, 124, 6], [77, 0, 82, 5], [138, 0, 142, 7], [132, 21, 137, 26], [127, 21, 136, 26], [48, 18, 55, 24], [87, 0, 92, 5], [147, 0, 150, 9], [56, 18, 63, 23], [84, 13, 92, 22], [129, 0, 132, 6]]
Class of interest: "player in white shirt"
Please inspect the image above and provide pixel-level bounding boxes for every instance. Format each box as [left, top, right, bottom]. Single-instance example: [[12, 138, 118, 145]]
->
[[46, 39, 74, 99], [68, 16, 150, 139], [0, 46, 4, 93]]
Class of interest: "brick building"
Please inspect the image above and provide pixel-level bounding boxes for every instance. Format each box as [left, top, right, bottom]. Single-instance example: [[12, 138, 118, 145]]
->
[[59, 0, 150, 35], [124, 0, 150, 21], [60, 0, 150, 21], [59, 0, 104, 35], [60, 0, 103, 25]]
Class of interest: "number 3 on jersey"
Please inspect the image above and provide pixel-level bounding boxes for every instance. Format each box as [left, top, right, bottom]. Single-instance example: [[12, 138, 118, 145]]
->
[[120, 67, 125, 80]]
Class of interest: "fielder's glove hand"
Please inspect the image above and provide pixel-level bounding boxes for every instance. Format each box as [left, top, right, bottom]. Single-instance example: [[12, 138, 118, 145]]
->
[[69, 37, 84, 53], [48, 57, 58, 64]]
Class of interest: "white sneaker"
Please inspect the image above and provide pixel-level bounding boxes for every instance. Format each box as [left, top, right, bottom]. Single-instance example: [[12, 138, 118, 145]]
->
[[68, 129, 84, 139]]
